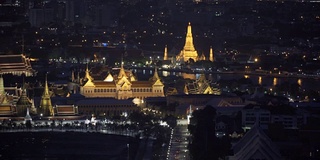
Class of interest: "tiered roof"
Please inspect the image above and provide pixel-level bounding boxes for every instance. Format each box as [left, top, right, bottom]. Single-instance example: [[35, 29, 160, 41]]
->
[[0, 54, 34, 76], [229, 122, 282, 160]]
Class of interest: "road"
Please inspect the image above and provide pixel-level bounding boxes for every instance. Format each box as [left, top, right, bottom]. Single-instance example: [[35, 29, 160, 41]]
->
[[167, 125, 190, 160]]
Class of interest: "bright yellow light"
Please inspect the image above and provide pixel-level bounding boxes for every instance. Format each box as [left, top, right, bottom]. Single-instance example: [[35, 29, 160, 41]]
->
[[298, 79, 302, 86], [273, 77, 277, 86], [254, 58, 258, 62], [258, 76, 262, 85]]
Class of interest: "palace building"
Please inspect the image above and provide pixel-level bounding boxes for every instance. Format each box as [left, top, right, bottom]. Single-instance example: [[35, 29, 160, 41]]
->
[[80, 64, 165, 100]]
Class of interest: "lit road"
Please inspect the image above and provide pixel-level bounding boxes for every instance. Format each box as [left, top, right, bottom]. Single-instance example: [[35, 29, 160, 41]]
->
[[167, 125, 190, 160]]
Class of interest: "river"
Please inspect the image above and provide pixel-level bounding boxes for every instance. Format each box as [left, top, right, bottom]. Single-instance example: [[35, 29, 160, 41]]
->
[[132, 68, 320, 91]]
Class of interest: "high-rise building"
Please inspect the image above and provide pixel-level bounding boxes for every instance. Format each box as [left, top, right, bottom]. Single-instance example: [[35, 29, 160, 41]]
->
[[65, 0, 86, 24], [29, 8, 54, 27]]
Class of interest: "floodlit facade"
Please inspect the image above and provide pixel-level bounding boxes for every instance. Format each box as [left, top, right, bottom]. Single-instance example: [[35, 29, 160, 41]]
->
[[184, 74, 221, 95], [0, 76, 16, 116], [176, 22, 206, 62], [80, 64, 164, 100], [0, 54, 35, 76], [39, 76, 54, 116]]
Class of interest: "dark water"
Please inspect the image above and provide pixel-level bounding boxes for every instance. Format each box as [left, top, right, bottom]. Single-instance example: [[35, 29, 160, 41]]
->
[[0, 132, 137, 160], [133, 68, 320, 90]]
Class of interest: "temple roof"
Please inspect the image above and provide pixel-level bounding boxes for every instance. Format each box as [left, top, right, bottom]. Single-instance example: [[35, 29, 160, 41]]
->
[[230, 122, 282, 160], [149, 67, 160, 83], [131, 81, 152, 87], [94, 81, 116, 87], [0, 54, 34, 76], [103, 73, 114, 82], [16, 88, 32, 106], [118, 64, 128, 79]]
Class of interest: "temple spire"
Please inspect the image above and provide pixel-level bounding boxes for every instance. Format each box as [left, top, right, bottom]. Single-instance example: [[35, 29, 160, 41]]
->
[[118, 60, 128, 79], [39, 74, 54, 116], [44, 74, 50, 96], [85, 63, 92, 81], [177, 22, 198, 62], [209, 46, 214, 62], [0, 75, 5, 95], [71, 70, 75, 82], [25, 108, 32, 122], [150, 67, 160, 82], [16, 82, 32, 116], [183, 22, 196, 51], [164, 45, 168, 60]]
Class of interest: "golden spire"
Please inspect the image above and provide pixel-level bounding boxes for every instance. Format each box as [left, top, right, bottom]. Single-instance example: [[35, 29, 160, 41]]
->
[[40, 74, 54, 116], [85, 63, 93, 81], [183, 22, 196, 51], [210, 46, 214, 62], [118, 61, 128, 79], [0, 75, 5, 95], [164, 45, 168, 60], [71, 70, 75, 82], [177, 22, 198, 62], [43, 74, 50, 96], [150, 67, 160, 82]]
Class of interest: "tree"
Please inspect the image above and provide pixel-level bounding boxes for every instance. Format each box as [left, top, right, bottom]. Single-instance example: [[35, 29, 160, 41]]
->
[[188, 105, 222, 160]]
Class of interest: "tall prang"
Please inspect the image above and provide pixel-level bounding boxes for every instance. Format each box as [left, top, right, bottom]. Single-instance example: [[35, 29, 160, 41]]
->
[[176, 22, 199, 62], [0, 75, 5, 96], [163, 45, 168, 61], [210, 46, 214, 62], [39, 75, 54, 116]]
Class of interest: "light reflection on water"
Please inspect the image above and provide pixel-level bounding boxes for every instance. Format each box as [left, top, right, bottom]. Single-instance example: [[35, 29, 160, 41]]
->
[[136, 69, 319, 90]]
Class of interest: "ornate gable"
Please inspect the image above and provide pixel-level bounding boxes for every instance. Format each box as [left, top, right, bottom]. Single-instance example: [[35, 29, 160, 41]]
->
[[84, 79, 95, 87], [104, 73, 114, 82], [117, 76, 132, 86], [229, 122, 282, 160], [153, 79, 164, 86]]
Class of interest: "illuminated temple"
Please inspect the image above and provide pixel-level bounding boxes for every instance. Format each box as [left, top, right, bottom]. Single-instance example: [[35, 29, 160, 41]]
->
[[0, 54, 35, 76], [39, 76, 54, 116], [176, 22, 205, 62], [184, 74, 221, 95], [80, 64, 164, 100], [0, 76, 15, 116]]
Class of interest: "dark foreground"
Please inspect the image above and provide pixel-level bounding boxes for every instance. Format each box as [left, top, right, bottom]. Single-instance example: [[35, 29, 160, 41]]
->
[[0, 131, 139, 160]]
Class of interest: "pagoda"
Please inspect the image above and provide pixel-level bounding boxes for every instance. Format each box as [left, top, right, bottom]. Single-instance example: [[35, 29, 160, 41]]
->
[[39, 75, 54, 116], [176, 22, 199, 62], [16, 83, 32, 116]]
